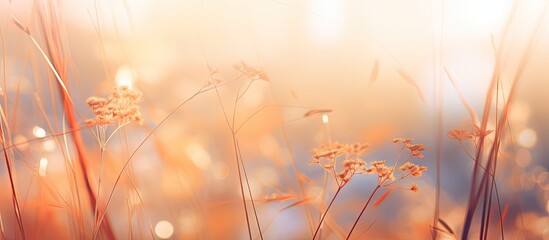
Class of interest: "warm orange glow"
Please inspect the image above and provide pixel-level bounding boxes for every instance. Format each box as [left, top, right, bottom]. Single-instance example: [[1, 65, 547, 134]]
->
[[186, 142, 211, 170], [115, 66, 135, 88], [1, 0, 547, 239]]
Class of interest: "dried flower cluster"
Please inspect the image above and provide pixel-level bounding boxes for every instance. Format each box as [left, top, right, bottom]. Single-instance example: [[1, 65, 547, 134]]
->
[[204, 67, 224, 88], [338, 159, 367, 183], [308, 142, 370, 185], [393, 137, 426, 158], [234, 62, 270, 81], [85, 86, 143, 126], [310, 138, 427, 192], [448, 126, 494, 141], [310, 138, 429, 240], [399, 162, 428, 177], [366, 160, 395, 181]]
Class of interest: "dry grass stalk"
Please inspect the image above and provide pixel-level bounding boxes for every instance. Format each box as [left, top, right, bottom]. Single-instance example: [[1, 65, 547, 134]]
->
[[10, 1, 117, 238]]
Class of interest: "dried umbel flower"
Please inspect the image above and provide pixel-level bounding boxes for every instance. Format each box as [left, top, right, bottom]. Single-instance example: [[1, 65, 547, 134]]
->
[[393, 137, 426, 158], [448, 129, 473, 140], [85, 86, 143, 126], [399, 162, 428, 177], [234, 62, 269, 81], [472, 126, 494, 138], [309, 142, 370, 186], [448, 126, 494, 141], [367, 160, 395, 181], [346, 143, 370, 156], [338, 159, 367, 183], [311, 142, 342, 158], [407, 144, 426, 158]]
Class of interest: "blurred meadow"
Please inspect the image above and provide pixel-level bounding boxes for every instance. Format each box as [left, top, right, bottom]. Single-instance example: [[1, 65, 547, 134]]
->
[[1, 0, 549, 239]]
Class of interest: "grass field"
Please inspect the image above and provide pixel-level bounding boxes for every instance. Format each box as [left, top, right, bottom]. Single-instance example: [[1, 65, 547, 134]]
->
[[0, 0, 548, 239]]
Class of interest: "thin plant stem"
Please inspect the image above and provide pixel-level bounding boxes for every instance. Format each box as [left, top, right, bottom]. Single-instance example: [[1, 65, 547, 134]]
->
[[346, 185, 381, 240], [0, 118, 26, 239], [231, 135, 253, 240], [312, 186, 343, 240], [93, 143, 106, 236], [94, 76, 234, 238], [236, 139, 263, 240]]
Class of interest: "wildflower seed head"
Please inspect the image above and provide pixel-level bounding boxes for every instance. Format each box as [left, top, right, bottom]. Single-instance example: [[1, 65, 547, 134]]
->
[[310, 142, 370, 184], [234, 62, 269, 81], [368, 160, 395, 181], [448, 129, 473, 140], [448, 127, 494, 141], [395, 138, 426, 158], [85, 86, 143, 126], [400, 162, 428, 177], [473, 126, 494, 138]]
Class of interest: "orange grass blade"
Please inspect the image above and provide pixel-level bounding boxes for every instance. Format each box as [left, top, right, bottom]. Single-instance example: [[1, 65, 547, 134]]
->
[[373, 189, 393, 208], [501, 204, 509, 223], [438, 218, 457, 236], [262, 192, 296, 203], [297, 172, 312, 184], [397, 69, 426, 102], [10, 16, 74, 105], [444, 66, 480, 126], [279, 197, 317, 211], [304, 109, 333, 118], [368, 59, 379, 85], [0, 212, 4, 239]]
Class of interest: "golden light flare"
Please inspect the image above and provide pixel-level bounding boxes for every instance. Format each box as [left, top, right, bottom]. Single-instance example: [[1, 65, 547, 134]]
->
[[32, 126, 46, 138], [322, 114, 329, 124], [154, 220, 174, 239], [115, 66, 135, 88]]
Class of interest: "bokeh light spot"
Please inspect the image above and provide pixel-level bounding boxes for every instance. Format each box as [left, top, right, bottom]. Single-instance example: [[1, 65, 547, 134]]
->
[[518, 128, 537, 148], [155, 220, 174, 239]]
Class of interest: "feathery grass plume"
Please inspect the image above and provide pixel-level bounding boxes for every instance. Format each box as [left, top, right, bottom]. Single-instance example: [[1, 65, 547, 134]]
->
[[85, 86, 143, 126]]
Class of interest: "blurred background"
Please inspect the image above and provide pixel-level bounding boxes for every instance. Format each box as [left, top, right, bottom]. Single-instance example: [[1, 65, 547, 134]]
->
[[1, 0, 548, 239]]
